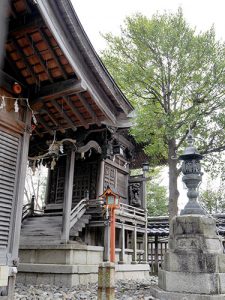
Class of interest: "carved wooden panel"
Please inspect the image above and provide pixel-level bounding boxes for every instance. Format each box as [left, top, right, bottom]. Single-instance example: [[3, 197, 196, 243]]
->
[[104, 163, 116, 190], [117, 170, 128, 199]]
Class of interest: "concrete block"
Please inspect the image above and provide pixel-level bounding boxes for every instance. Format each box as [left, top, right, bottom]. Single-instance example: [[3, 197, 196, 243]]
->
[[25, 273, 38, 285], [86, 250, 102, 264], [71, 274, 80, 286], [0, 266, 9, 286], [159, 270, 220, 294], [163, 252, 219, 273], [77, 265, 98, 274], [54, 274, 72, 287], [218, 273, 225, 293], [36, 273, 54, 285], [218, 255, 225, 273], [171, 216, 218, 237], [72, 250, 87, 264], [150, 285, 225, 300]]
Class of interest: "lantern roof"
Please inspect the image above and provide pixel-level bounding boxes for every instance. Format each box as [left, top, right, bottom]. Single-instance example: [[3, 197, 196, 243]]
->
[[179, 129, 203, 160], [99, 185, 121, 199]]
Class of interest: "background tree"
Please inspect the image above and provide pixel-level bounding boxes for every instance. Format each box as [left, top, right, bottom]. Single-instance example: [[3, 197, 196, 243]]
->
[[101, 9, 225, 218], [199, 179, 225, 214], [147, 173, 168, 216], [24, 164, 47, 210], [131, 167, 168, 216]]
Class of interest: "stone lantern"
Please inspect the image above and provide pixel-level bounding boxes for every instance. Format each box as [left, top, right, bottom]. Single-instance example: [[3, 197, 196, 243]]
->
[[179, 129, 206, 215], [150, 129, 225, 299]]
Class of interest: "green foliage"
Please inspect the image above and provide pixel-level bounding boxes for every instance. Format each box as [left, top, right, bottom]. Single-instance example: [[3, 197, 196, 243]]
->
[[147, 182, 168, 216], [146, 167, 168, 216], [199, 180, 225, 214], [102, 8, 225, 217], [101, 9, 225, 165]]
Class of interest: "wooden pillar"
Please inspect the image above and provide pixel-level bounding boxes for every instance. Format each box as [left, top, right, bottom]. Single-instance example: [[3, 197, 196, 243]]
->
[[143, 211, 148, 263], [97, 160, 105, 197], [0, 0, 9, 71], [142, 170, 147, 210], [8, 112, 31, 299], [110, 209, 116, 263], [154, 236, 159, 274], [119, 223, 125, 263], [131, 224, 137, 264], [103, 219, 110, 261], [44, 167, 51, 206], [61, 150, 75, 243]]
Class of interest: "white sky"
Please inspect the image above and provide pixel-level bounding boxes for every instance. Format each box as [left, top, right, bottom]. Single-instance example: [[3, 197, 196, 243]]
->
[[71, 0, 224, 210], [72, 0, 225, 52]]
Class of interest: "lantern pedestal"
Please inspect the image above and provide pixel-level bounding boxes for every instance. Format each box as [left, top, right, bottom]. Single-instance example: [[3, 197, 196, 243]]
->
[[150, 215, 225, 299]]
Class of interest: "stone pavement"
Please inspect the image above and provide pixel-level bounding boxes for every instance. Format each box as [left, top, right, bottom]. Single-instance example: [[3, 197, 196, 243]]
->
[[15, 277, 158, 299]]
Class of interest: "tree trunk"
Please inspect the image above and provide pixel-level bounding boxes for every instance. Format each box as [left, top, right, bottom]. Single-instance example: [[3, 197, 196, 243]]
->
[[168, 138, 179, 220]]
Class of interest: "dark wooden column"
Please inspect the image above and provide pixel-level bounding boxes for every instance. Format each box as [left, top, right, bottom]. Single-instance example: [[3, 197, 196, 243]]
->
[[131, 224, 137, 264], [143, 212, 148, 263], [0, 0, 9, 71], [119, 222, 125, 263], [8, 111, 31, 299], [61, 150, 75, 242], [103, 219, 110, 262]]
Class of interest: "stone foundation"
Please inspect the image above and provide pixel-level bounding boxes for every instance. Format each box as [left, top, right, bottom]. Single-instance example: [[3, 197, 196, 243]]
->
[[17, 244, 150, 286]]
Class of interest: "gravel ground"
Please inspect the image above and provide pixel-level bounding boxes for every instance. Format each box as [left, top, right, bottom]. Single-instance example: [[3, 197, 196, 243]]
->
[[15, 277, 158, 299]]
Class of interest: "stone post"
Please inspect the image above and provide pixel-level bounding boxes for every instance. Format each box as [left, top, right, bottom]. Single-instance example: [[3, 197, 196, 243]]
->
[[98, 262, 115, 300]]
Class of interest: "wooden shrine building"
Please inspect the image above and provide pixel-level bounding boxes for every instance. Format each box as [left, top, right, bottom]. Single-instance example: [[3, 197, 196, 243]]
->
[[0, 0, 150, 295]]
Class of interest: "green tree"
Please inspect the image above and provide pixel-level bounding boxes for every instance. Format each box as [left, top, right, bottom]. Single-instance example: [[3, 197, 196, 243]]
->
[[147, 182, 168, 216], [102, 9, 225, 219], [199, 180, 225, 214]]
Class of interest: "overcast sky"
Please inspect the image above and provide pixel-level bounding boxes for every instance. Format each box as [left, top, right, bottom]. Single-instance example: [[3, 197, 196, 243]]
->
[[72, 0, 225, 52]]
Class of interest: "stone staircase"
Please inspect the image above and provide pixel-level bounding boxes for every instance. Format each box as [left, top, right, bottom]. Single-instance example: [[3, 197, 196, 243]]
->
[[20, 212, 92, 245], [20, 215, 63, 244], [70, 214, 92, 237]]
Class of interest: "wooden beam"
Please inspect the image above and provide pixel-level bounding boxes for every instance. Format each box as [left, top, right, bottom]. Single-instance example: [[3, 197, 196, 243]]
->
[[0, 70, 26, 92], [39, 28, 68, 80], [8, 15, 43, 37], [37, 114, 54, 135], [37, 0, 117, 124], [77, 93, 100, 126], [41, 107, 65, 134], [11, 38, 37, 81], [31, 79, 86, 104], [51, 99, 77, 132], [26, 33, 54, 83], [63, 96, 88, 129]]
